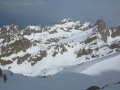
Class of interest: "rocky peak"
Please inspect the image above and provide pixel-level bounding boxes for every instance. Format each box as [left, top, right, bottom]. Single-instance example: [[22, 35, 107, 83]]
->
[[0, 24, 22, 32], [23, 25, 43, 35], [50, 18, 75, 26], [96, 19, 106, 29], [61, 18, 74, 23], [95, 19, 110, 42]]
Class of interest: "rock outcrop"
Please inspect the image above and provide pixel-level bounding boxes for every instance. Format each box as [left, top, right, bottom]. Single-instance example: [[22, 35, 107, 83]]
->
[[86, 86, 100, 90], [110, 26, 120, 38], [95, 19, 110, 42]]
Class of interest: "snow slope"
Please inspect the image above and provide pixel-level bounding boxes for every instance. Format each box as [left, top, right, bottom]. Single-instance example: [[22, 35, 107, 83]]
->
[[0, 52, 120, 90]]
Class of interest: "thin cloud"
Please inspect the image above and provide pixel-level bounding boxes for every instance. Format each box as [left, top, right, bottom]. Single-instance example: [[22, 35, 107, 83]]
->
[[0, 0, 44, 13], [0, 0, 120, 28], [0, 0, 44, 5]]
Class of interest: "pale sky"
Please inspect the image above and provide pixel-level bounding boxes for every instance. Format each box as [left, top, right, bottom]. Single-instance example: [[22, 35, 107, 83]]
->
[[0, 0, 120, 28]]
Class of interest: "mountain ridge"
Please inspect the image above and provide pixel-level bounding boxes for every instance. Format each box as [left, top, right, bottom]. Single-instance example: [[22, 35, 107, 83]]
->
[[0, 18, 120, 77]]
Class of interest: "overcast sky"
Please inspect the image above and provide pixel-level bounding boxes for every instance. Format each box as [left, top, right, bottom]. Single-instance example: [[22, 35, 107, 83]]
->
[[0, 0, 120, 28]]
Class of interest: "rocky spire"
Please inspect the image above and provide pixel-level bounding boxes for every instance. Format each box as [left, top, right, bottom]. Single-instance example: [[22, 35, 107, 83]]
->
[[95, 19, 110, 42]]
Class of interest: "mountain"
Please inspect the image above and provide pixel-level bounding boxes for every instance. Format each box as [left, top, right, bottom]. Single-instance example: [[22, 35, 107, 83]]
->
[[0, 18, 120, 77]]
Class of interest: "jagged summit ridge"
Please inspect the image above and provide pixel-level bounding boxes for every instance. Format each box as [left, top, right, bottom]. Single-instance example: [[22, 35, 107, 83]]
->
[[61, 18, 74, 22]]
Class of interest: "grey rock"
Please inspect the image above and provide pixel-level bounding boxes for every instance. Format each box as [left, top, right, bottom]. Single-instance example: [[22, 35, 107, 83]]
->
[[95, 19, 110, 42], [86, 86, 100, 90], [110, 26, 120, 38]]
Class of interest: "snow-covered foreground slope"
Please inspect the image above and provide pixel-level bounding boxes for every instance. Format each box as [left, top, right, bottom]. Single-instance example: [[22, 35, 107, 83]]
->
[[0, 52, 120, 90]]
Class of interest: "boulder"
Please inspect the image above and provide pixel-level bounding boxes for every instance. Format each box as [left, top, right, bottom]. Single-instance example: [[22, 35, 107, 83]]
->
[[86, 86, 100, 90]]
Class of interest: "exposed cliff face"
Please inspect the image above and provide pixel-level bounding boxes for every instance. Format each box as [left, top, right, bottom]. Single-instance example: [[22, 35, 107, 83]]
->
[[95, 19, 110, 42], [0, 19, 120, 76], [110, 26, 120, 38]]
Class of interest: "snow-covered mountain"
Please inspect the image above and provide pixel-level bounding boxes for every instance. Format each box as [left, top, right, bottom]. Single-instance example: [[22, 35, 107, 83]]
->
[[0, 18, 120, 77]]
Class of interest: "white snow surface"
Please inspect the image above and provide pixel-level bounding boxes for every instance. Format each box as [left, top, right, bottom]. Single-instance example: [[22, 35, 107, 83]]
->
[[59, 27, 95, 43], [25, 25, 42, 31], [0, 52, 120, 90]]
